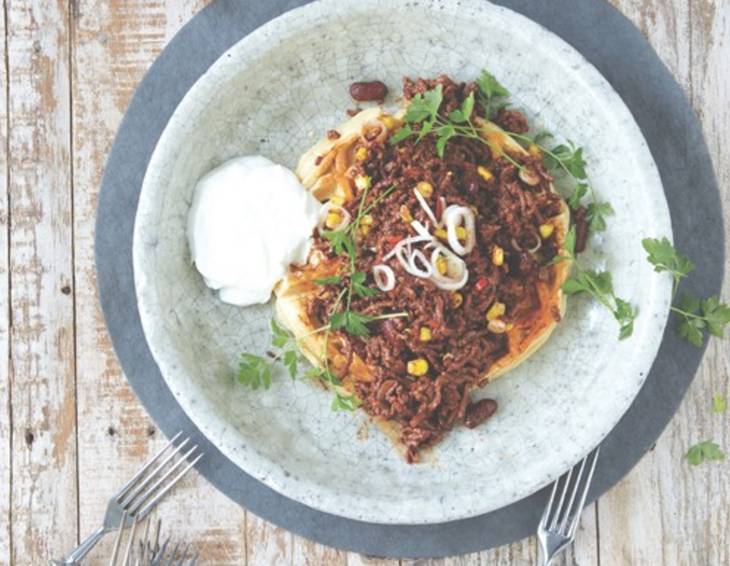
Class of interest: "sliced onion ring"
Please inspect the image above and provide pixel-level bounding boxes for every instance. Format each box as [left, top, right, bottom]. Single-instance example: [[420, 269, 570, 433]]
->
[[408, 249, 433, 278], [318, 202, 351, 231], [413, 188, 439, 226], [429, 245, 469, 290], [443, 205, 476, 256], [383, 234, 433, 261], [373, 264, 396, 291]]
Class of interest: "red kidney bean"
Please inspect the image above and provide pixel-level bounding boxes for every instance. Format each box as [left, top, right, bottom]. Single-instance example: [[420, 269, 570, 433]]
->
[[349, 80, 388, 102], [464, 398, 498, 428]]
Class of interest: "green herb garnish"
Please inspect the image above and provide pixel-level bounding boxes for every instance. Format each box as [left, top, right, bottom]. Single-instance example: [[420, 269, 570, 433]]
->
[[685, 441, 726, 466], [711, 394, 727, 414], [642, 237, 729, 346]]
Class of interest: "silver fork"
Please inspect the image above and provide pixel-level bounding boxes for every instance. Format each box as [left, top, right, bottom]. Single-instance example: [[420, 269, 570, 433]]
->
[[110, 515, 198, 566], [52, 432, 203, 565], [537, 447, 600, 566]]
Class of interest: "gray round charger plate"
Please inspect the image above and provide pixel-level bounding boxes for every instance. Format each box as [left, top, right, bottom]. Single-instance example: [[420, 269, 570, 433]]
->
[[96, 0, 724, 558]]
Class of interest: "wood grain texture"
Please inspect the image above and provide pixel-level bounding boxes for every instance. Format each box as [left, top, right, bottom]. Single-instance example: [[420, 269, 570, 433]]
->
[[2, 1, 728, 564], [598, 1, 730, 566], [70, 1, 246, 564], [6, 0, 78, 563], [0, 1, 11, 563]]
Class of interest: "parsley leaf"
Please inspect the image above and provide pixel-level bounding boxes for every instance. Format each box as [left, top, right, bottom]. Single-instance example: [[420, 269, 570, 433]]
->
[[567, 182, 589, 210], [390, 124, 413, 144], [436, 125, 455, 158], [350, 271, 378, 298], [447, 92, 475, 124], [322, 229, 356, 259], [701, 295, 730, 338], [270, 318, 290, 348], [238, 354, 272, 390], [331, 392, 362, 412], [586, 201, 614, 232], [476, 70, 509, 118], [672, 293, 730, 347], [283, 350, 298, 380], [544, 142, 588, 180], [562, 268, 637, 339], [642, 237, 694, 295], [306, 366, 343, 387], [711, 394, 727, 414], [685, 441, 726, 466], [404, 85, 443, 123], [330, 310, 375, 336]]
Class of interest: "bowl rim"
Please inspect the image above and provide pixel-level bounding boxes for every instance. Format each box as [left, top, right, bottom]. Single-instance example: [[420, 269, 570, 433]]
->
[[132, 0, 673, 524]]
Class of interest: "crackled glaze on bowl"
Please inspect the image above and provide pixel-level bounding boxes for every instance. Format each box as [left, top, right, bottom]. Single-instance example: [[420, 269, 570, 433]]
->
[[133, 0, 672, 524]]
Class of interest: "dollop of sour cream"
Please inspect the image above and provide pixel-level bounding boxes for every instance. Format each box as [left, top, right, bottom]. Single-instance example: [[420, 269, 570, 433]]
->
[[188, 155, 320, 306]]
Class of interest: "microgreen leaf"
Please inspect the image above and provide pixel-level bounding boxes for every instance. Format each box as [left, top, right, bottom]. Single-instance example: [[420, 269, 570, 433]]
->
[[586, 201, 614, 232], [436, 125, 455, 158], [306, 366, 343, 387], [331, 392, 362, 412], [238, 354, 272, 390], [711, 394, 727, 414], [544, 143, 588, 179], [685, 441, 725, 466], [330, 310, 376, 336]]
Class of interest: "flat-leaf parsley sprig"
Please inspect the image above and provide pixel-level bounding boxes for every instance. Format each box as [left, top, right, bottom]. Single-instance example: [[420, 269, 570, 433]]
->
[[390, 72, 524, 170], [556, 227, 637, 339], [237, 319, 303, 390], [643, 237, 730, 347]]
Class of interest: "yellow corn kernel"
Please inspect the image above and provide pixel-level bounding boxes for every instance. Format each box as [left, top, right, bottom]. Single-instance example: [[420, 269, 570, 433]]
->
[[329, 195, 345, 206], [528, 143, 542, 159], [360, 214, 374, 226], [416, 181, 434, 198], [355, 175, 371, 191], [486, 301, 506, 321], [455, 226, 467, 241], [325, 211, 342, 230], [355, 147, 368, 161], [382, 115, 396, 130], [434, 228, 448, 240], [492, 245, 504, 266], [400, 205, 413, 223], [436, 256, 447, 275], [477, 166, 494, 182], [407, 358, 429, 377], [419, 327, 432, 342], [487, 319, 508, 334], [359, 224, 371, 237], [539, 223, 554, 239], [450, 292, 463, 309]]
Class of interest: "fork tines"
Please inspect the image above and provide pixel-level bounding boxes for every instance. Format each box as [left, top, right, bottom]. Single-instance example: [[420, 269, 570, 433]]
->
[[540, 447, 600, 538], [116, 432, 203, 521]]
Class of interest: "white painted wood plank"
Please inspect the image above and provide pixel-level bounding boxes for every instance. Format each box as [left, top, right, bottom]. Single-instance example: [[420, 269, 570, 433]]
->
[[0, 0, 12, 562], [71, 1, 246, 564], [6, 0, 78, 562], [599, 1, 730, 565]]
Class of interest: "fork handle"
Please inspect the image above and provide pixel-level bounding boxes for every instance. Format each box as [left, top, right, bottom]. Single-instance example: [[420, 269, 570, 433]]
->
[[53, 526, 107, 564]]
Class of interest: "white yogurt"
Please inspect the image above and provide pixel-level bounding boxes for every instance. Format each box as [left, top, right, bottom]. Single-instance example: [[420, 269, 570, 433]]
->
[[188, 156, 320, 306]]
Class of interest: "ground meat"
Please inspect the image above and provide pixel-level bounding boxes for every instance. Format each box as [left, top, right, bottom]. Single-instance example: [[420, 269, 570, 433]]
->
[[308, 75, 562, 461], [494, 107, 530, 133]]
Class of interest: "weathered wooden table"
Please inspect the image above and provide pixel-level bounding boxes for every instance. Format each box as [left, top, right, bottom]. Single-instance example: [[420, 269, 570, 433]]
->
[[1, 1, 728, 564]]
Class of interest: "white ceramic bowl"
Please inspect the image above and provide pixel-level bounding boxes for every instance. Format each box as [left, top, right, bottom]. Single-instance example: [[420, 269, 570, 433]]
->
[[133, 0, 672, 524]]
